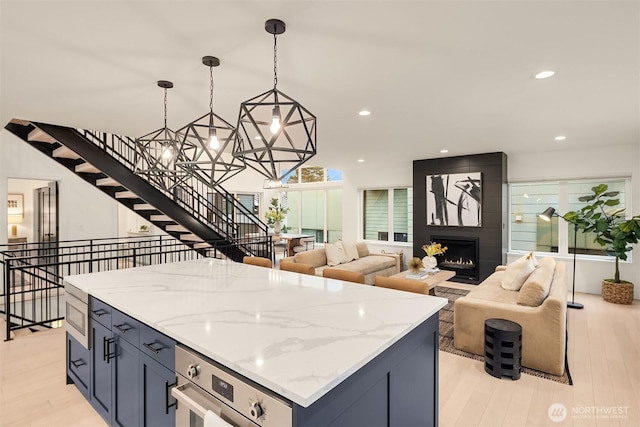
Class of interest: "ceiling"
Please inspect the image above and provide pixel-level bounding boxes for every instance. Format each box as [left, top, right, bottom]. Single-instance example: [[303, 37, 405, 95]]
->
[[1, 1, 638, 172]]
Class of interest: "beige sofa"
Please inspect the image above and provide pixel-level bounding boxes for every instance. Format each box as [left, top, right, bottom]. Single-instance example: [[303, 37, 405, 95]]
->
[[281, 242, 400, 285], [453, 258, 567, 376]]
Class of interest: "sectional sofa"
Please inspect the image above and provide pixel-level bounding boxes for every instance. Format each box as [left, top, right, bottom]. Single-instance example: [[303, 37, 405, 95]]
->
[[281, 242, 400, 285]]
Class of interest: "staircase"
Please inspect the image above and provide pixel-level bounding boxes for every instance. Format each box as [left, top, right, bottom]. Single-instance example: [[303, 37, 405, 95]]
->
[[4, 119, 271, 261]]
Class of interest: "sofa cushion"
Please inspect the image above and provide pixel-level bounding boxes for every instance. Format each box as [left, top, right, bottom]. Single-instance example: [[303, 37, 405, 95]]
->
[[462, 271, 520, 304], [341, 240, 360, 262], [356, 242, 370, 258], [517, 257, 556, 307], [294, 248, 327, 268], [325, 242, 347, 266], [501, 252, 537, 290], [326, 255, 396, 275]]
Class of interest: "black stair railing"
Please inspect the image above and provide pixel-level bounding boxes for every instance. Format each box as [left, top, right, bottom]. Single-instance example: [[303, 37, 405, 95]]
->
[[78, 127, 271, 254], [0, 235, 208, 340]]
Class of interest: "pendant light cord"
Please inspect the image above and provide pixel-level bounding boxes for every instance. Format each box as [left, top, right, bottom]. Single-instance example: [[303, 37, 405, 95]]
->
[[163, 87, 168, 128], [273, 33, 278, 89], [209, 65, 214, 114]]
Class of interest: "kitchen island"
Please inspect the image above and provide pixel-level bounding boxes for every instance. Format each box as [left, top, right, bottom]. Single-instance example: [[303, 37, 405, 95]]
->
[[64, 258, 447, 426]]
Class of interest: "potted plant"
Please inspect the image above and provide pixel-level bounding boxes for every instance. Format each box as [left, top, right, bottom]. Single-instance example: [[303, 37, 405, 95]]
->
[[564, 184, 639, 304], [264, 197, 288, 235]]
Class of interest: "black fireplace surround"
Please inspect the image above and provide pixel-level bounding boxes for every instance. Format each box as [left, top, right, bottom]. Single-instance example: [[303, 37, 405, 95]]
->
[[431, 236, 479, 281], [413, 152, 508, 284]]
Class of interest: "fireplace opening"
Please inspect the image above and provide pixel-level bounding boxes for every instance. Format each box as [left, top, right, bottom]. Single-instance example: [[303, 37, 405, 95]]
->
[[431, 236, 479, 282]]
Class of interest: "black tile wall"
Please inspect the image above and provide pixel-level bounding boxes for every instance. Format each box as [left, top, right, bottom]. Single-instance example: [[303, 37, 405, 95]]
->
[[413, 152, 508, 284]]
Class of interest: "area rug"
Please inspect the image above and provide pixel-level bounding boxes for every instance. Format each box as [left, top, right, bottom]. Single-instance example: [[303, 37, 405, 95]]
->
[[435, 286, 572, 385]]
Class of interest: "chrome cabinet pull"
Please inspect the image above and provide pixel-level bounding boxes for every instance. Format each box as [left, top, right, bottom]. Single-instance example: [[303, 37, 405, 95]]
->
[[143, 342, 163, 354], [92, 308, 108, 317]]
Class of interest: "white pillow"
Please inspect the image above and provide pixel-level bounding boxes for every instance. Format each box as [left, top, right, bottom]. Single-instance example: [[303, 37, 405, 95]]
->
[[341, 240, 360, 262], [501, 252, 536, 291], [325, 242, 346, 266]]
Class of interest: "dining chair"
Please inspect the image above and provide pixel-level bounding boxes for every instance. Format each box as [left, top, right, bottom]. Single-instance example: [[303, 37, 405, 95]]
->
[[293, 236, 315, 253]]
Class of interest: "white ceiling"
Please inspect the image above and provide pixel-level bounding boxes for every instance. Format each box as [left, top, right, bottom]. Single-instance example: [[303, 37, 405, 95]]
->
[[1, 1, 638, 172]]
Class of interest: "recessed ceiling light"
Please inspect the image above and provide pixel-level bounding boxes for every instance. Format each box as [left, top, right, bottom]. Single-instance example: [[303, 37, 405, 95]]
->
[[534, 70, 555, 79], [358, 110, 371, 116], [357, 159, 365, 163], [554, 135, 567, 141], [440, 149, 449, 154]]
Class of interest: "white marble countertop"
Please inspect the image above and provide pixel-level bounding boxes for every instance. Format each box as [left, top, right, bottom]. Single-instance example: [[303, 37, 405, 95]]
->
[[63, 258, 447, 407]]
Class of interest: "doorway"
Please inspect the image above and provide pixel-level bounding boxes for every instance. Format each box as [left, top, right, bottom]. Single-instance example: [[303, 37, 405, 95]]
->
[[6, 178, 58, 245]]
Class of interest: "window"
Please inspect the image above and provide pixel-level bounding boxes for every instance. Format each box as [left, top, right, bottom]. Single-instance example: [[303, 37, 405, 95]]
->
[[282, 167, 342, 185], [510, 178, 629, 257], [362, 188, 413, 243], [280, 166, 343, 243], [284, 188, 342, 243]]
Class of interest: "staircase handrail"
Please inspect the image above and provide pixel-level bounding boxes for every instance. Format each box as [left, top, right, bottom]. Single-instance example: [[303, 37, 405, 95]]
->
[[76, 128, 269, 242]]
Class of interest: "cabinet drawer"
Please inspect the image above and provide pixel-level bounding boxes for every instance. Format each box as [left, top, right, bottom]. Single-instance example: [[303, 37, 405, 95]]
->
[[90, 297, 112, 328], [67, 332, 90, 399], [139, 323, 176, 369], [112, 309, 140, 346]]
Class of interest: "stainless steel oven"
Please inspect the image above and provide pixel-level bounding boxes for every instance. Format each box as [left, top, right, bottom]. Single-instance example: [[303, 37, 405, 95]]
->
[[65, 283, 90, 349], [172, 345, 292, 427]]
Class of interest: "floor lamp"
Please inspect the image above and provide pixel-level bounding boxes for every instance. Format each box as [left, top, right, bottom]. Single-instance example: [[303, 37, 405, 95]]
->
[[539, 207, 584, 309]]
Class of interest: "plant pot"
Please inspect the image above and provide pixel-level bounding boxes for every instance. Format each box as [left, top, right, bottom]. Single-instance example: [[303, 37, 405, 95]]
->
[[602, 279, 634, 305]]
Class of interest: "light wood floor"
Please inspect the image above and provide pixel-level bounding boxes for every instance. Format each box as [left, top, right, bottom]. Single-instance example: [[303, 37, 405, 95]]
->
[[1, 286, 638, 427]]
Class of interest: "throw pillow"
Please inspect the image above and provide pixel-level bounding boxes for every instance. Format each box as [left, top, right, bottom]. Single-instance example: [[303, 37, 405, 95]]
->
[[325, 242, 346, 266], [356, 242, 370, 258], [341, 240, 360, 262], [501, 252, 536, 291], [517, 258, 556, 307]]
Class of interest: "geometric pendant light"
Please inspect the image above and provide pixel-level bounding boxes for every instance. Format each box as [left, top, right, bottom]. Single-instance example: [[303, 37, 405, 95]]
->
[[175, 56, 246, 187], [135, 80, 188, 192], [233, 19, 317, 185]]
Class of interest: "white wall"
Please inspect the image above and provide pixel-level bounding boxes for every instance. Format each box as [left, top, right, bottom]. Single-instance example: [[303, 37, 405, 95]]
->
[[1, 129, 119, 244]]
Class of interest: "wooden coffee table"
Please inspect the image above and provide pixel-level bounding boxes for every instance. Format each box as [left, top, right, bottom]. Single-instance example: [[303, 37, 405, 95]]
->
[[390, 269, 456, 296]]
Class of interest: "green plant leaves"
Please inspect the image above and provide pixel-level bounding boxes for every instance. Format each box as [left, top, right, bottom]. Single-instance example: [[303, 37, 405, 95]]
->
[[563, 183, 638, 283]]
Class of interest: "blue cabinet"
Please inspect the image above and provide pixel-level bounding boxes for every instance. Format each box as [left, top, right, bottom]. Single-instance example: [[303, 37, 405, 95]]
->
[[66, 332, 91, 400], [67, 296, 175, 427], [90, 320, 113, 422], [140, 353, 175, 427], [113, 336, 140, 427]]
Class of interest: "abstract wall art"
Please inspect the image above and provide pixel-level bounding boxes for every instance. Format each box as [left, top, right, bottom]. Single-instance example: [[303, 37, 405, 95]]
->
[[426, 172, 482, 227]]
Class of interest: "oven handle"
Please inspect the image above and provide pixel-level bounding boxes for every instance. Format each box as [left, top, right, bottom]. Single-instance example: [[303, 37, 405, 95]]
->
[[171, 383, 235, 426]]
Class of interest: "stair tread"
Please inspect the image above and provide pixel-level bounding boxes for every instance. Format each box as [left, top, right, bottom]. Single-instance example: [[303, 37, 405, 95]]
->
[[115, 191, 138, 199], [52, 146, 80, 160], [133, 204, 156, 211], [194, 242, 212, 249], [96, 177, 121, 187], [182, 234, 204, 242], [75, 162, 100, 173], [166, 225, 189, 232], [150, 215, 173, 221], [28, 128, 57, 144]]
